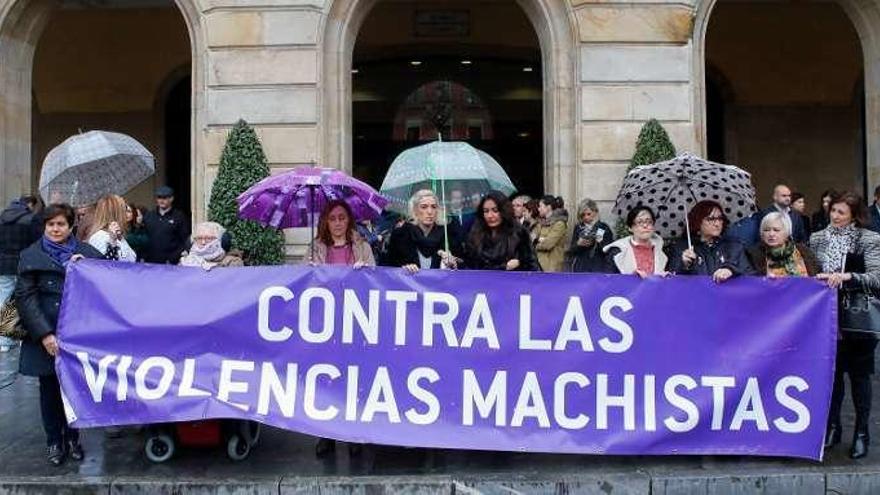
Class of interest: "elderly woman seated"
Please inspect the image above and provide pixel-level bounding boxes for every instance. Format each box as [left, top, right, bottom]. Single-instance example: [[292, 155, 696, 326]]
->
[[747, 211, 819, 277], [179, 221, 243, 269]]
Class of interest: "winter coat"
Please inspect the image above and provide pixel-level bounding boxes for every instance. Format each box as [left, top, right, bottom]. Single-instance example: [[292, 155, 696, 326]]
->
[[15, 240, 102, 376], [126, 225, 149, 261], [602, 234, 668, 275], [88, 230, 137, 262], [534, 209, 569, 272], [0, 201, 40, 275], [463, 225, 541, 272], [566, 220, 613, 273], [312, 234, 376, 266], [668, 236, 755, 276], [143, 207, 190, 264], [386, 222, 462, 269], [746, 243, 820, 276], [810, 227, 880, 292], [760, 205, 807, 244]]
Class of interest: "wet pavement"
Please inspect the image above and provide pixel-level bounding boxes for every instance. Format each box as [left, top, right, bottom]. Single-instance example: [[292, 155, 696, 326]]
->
[[2, 348, 880, 493]]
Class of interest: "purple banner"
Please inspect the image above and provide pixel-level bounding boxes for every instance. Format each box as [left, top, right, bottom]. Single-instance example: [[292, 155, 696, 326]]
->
[[56, 260, 836, 459]]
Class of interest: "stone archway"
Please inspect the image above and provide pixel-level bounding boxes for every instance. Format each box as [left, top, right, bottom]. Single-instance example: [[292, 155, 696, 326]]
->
[[321, 0, 578, 201], [693, 0, 880, 194], [0, 0, 204, 213]]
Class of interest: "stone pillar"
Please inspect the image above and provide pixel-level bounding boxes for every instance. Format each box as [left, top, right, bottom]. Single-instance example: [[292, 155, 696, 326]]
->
[[573, 0, 699, 218]]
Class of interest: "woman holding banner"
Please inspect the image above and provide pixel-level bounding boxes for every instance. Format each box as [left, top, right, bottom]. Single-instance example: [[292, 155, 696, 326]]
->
[[310, 200, 373, 457], [747, 212, 819, 277], [387, 189, 460, 272], [669, 200, 754, 282], [602, 206, 668, 277], [811, 192, 880, 459], [457, 190, 540, 271], [311, 200, 375, 268], [15, 204, 102, 466]]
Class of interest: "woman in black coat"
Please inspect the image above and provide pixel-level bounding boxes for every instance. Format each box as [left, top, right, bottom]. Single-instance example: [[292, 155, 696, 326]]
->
[[458, 190, 540, 271], [668, 200, 754, 282], [16, 203, 102, 466], [566, 198, 613, 273], [386, 189, 462, 271]]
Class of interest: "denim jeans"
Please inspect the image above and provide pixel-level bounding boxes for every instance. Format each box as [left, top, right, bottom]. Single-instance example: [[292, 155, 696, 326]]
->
[[0, 275, 16, 348]]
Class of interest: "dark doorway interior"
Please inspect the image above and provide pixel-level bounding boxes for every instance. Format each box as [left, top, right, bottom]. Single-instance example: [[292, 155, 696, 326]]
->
[[352, 56, 543, 197], [164, 74, 191, 215]]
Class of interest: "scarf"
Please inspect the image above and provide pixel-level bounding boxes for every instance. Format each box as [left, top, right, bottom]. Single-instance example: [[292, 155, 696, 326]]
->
[[766, 242, 808, 277], [821, 224, 858, 273], [409, 223, 444, 259], [181, 239, 226, 267], [41, 235, 79, 267]]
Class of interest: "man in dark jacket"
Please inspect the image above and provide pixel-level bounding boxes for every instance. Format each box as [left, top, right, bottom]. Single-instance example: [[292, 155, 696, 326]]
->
[[759, 184, 806, 244], [142, 186, 190, 264], [0, 195, 41, 352]]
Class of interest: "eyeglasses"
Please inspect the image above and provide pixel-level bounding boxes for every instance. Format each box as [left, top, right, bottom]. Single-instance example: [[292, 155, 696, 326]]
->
[[705, 216, 725, 223], [633, 219, 654, 227]]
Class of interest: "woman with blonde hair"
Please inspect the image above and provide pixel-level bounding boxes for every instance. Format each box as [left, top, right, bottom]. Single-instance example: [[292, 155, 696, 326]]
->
[[387, 189, 461, 272], [87, 194, 136, 262]]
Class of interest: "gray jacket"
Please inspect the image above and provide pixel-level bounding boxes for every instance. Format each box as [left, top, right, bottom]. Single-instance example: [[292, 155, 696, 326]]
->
[[809, 227, 880, 291]]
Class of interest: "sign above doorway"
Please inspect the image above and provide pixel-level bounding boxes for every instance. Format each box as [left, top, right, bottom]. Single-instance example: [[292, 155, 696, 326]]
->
[[414, 10, 470, 37]]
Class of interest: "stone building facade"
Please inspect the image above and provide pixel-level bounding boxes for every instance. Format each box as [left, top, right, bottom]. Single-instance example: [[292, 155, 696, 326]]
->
[[0, 0, 877, 255]]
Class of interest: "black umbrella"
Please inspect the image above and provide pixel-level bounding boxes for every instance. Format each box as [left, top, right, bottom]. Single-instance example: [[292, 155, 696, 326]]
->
[[613, 153, 757, 246]]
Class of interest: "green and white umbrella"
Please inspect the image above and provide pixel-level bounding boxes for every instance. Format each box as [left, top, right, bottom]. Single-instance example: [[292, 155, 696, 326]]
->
[[379, 140, 516, 216]]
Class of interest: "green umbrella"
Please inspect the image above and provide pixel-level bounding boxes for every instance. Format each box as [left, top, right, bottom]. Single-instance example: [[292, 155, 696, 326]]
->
[[380, 140, 516, 215], [379, 138, 517, 254]]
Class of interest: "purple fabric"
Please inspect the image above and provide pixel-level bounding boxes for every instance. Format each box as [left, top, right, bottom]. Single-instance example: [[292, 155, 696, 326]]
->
[[237, 167, 389, 229], [56, 261, 836, 459]]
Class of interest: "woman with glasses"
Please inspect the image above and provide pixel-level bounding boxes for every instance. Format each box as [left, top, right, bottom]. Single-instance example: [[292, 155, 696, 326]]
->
[[453, 190, 540, 271], [602, 206, 668, 277], [669, 200, 754, 281], [179, 222, 243, 269]]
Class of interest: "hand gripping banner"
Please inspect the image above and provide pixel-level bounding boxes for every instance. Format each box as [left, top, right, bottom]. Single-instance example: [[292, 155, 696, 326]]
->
[[56, 260, 836, 459]]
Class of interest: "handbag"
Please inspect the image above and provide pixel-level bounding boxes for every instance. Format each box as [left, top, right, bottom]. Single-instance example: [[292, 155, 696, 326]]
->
[[838, 248, 880, 334], [839, 287, 880, 334], [0, 298, 26, 341]]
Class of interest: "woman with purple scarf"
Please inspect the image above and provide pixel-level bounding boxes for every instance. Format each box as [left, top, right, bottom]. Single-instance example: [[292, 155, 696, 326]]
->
[[15, 204, 101, 466]]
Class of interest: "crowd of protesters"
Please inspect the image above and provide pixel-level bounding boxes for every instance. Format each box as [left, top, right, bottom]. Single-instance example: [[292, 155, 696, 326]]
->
[[2, 182, 880, 465]]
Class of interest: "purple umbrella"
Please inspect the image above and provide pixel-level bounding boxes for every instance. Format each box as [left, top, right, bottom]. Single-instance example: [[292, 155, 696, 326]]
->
[[237, 167, 388, 258]]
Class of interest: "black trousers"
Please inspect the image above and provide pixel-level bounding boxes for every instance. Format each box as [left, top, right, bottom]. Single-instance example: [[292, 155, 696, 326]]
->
[[39, 375, 78, 447], [828, 337, 877, 432]]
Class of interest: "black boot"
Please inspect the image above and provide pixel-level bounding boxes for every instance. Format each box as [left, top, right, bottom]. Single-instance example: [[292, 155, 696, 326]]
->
[[67, 439, 84, 461], [46, 443, 65, 466], [315, 437, 335, 457], [825, 423, 842, 449], [851, 424, 870, 459]]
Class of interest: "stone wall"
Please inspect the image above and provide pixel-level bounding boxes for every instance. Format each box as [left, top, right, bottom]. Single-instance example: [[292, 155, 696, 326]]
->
[[2, 0, 878, 253]]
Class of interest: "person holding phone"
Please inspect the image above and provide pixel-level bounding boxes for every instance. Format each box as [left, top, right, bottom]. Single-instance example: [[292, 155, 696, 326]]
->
[[566, 198, 613, 273]]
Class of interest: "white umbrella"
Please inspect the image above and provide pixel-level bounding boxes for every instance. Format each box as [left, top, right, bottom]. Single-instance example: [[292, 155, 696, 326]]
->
[[39, 130, 155, 207]]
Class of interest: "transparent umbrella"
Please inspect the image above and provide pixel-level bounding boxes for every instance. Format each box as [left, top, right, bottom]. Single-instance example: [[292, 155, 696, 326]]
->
[[380, 140, 516, 216], [39, 130, 155, 207]]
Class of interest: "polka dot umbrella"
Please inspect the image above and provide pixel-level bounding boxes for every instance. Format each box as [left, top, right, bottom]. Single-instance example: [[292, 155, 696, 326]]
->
[[613, 152, 757, 242]]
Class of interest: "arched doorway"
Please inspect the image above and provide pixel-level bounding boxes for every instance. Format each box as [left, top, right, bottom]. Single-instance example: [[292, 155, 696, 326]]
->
[[0, 0, 200, 212], [701, 0, 866, 209], [322, 0, 578, 202], [352, 1, 543, 196]]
